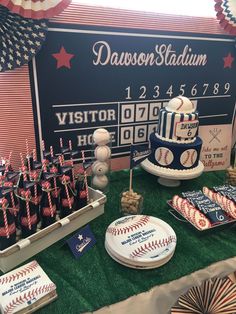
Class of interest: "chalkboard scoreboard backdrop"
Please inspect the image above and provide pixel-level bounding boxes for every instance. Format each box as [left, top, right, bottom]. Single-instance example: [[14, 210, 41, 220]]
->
[[29, 21, 236, 170]]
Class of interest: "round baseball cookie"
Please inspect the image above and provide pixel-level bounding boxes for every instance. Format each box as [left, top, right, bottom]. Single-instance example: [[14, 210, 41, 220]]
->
[[155, 147, 174, 166], [92, 160, 109, 175], [92, 174, 108, 189], [93, 128, 110, 146], [180, 149, 197, 168], [94, 145, 111, 161], [105, 215, 177, 267]]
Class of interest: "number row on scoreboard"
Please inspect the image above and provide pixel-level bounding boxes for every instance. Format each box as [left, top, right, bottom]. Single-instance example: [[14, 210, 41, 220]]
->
[[120, 124, 157, 145], [120, 102, 164, 124]]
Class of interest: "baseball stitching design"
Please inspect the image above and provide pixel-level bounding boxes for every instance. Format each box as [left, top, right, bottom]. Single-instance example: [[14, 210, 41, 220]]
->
[[107, 216, 150, 236], [183, 150, 190, 166], [190, 150, 196, 165], [155, 147, 173, 166], [172, 196, 211, 230], [181, 149, 197, 168], [164, 150, 169, 165], [156, 148, 162, 162], [203, 187, 236, 219], [175, 97, 184, 111], [129, 236, 176, 258], [0, 261, 38, 285], [4, 283, 56, 314]]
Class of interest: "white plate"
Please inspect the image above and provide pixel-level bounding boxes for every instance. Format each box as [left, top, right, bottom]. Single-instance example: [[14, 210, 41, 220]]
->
[[105, 215, 177, 265], [105, 237, 173, 268], [105, 241, 175, 269]]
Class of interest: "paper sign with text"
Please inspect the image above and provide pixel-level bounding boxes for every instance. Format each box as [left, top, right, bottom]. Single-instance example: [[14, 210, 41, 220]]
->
[[67, 225, 96, 259], [199, 124, 232, 171]]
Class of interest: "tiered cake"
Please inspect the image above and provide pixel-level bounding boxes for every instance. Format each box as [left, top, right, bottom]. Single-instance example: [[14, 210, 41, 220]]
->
[[144, 96, 204, 178]]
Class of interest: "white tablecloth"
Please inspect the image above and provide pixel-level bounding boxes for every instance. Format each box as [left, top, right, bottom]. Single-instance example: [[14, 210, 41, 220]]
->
[[85, 256, 236, 314]]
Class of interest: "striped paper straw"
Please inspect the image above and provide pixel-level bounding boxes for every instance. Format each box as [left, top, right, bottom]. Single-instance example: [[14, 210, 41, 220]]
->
[[33, 149, 37, 161], [81, 150, 89, 203], [64, 176, 72, 209], [59, 155, 72, 209], [44, 182, 54, 217], [25, 190, 31, 230], [20, 153, 27, 182], [42, 140, 45, 152], [42, 159, 47, 173], [5, 151, 12, 173], [69, 140, 75, 184], [50, 146, 54, 158], [10, 191, 17, 214], [1, 198, 9, 238], [25, 139, 31, 173]]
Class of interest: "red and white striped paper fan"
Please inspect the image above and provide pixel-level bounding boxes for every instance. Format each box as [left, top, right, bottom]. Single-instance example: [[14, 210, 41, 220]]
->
[[215, 0, 236, 35], [0, 0, 71, 19]]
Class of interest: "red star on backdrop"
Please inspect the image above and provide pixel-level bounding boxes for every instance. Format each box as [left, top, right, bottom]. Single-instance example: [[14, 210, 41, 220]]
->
[[223, 53, 234, 68], [52, 46, 74, 69]]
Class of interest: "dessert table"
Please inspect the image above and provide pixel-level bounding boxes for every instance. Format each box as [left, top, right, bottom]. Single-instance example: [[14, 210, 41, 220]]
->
[[2, 168, 236, 314]]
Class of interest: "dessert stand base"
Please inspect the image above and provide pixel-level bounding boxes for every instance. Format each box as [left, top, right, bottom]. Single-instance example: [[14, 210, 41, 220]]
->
[[141, 159, 204, 187], [157, 177, 181, 187]]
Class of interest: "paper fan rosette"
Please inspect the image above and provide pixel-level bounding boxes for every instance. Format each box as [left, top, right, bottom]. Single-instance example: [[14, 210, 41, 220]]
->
[[215, 0, 236, 35], [171, 277, 236, 313], [0, 0, 71, 19], [0, 5, 47, 72]]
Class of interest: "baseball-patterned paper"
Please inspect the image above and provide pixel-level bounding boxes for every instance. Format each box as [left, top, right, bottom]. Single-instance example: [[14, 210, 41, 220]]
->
[[171, 196, 212, 231], [105, 215, 177, 268], [0, 260, 56, 314]]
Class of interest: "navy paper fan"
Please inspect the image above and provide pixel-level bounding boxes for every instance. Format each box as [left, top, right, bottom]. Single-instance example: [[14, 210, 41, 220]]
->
[[0, 5, 47, 72]]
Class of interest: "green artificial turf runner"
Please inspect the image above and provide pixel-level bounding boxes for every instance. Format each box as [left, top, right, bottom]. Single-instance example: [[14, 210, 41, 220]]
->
[[2, 169, 236, 314]]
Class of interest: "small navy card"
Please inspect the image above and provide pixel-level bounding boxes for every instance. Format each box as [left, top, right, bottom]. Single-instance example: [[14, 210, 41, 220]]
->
[[67, 225, 96, 259]]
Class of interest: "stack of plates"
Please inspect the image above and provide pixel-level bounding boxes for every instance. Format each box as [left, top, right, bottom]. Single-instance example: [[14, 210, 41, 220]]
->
[[105, 215, 177, 269]]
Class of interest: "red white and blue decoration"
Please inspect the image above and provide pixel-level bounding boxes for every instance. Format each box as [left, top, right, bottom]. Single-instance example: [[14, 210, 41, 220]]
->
[[215, 0, 236, 35], [171, 276, 236, 313], [130, 144, 151, 169], [67, 225, 96, 259], [0, 5, 47, 72], [0, 0, 71, 19]]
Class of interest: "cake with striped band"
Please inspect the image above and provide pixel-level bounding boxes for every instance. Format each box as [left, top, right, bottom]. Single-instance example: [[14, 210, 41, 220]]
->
[[148, 96, 203, 171]]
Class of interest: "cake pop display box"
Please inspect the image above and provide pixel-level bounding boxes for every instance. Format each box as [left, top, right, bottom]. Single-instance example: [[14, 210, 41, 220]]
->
[[0, 187, 106, 273]]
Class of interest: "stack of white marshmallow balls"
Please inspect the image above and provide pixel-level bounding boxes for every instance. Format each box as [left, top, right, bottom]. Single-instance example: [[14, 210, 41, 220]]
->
[[92, 128, 111, 190]]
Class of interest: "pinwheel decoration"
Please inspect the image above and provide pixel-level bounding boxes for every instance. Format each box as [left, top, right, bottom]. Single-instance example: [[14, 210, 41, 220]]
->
[[0, 0, 71, 19], [0, 5, 47, 72], [215, 0, 236, 35], [171, 276, 236, 313]]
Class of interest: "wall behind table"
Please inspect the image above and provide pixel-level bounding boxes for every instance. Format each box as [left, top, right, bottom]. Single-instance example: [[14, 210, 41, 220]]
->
[[0, 3, 232, 170], [0, 66, 35, 168]]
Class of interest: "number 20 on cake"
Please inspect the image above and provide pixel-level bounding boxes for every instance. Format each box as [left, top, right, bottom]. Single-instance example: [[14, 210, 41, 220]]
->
[[147, 96, 203, 175]]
